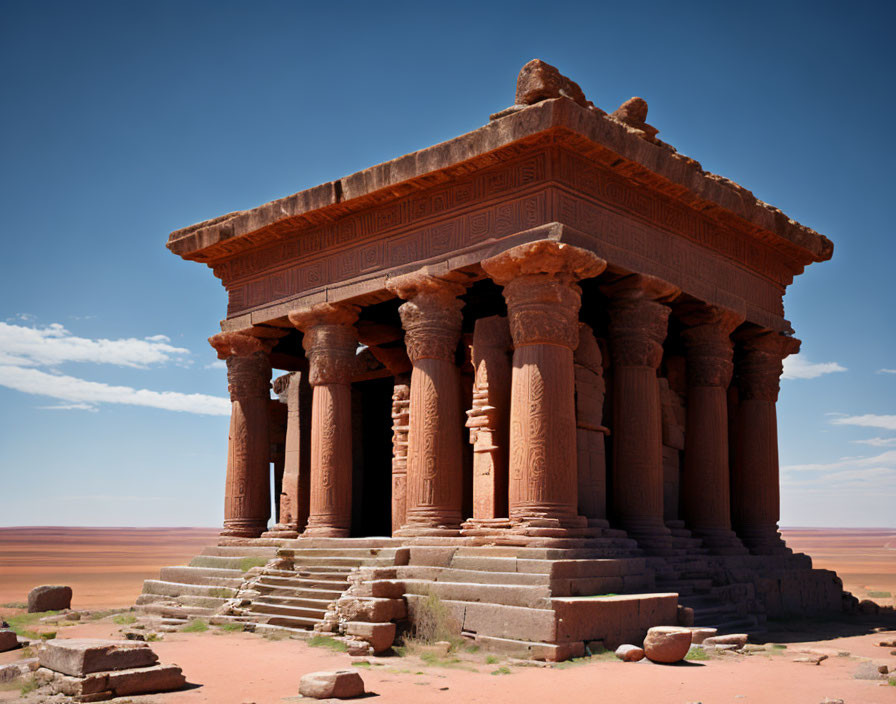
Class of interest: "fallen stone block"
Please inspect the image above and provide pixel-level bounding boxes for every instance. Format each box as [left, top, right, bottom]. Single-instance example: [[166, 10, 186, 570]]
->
[[28, 585, 73, 613], [686, 627, 717, 644], [614, 644, 644, 662], [793, 655, 827, 665], [39, 638, 158, 676], [0, 629, 19, 652], [299, 670, 365, 699], [703, 633, 748, 648], [643, 626, 692, 664], [344, 622, 396, 654]]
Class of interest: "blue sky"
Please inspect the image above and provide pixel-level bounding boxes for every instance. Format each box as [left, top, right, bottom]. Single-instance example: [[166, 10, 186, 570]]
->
[[1, 0, 893, 528]]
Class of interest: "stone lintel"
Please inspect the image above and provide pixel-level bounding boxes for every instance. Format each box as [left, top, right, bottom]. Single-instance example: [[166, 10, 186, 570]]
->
[[168, 98, 832, 269]]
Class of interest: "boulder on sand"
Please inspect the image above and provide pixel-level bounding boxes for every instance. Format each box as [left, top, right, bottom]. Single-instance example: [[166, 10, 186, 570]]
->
[[614, 644, 644, 662], [28, 585, 72, 613], [643, 626, 693, 664], [299, 670, 365, 699]]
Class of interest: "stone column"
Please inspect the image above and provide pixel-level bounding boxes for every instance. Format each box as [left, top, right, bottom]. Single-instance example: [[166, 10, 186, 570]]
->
[[390, 375, 411, 535], [731, 329, 800, 555], [483, 241, 606, 533], [388, 271, 468, 535], [209, 331, 276, 538], [602, 274, 680, 542], [288, 303, 360, 538], [466, 315, 512, 520], [679, 306, 747, 554], [575, 324, 610, 526], [265, 370, 312, 538]]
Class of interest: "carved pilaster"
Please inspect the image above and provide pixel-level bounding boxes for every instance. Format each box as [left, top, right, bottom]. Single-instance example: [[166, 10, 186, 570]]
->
[[288, 303, 360, 538], [390, 375, 410, 535], [387, 270, 469, 534], [483, 240, 606, 534], [731, 328, 801, 554], [602, 274, 679, 542], [574, 324, 610, 526], [209, 331, 277, 538]]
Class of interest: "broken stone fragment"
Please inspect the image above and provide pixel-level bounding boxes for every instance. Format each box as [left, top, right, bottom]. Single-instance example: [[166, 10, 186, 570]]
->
[[28, 585, 72, 613], [0, 629, 19, 652], [344, 621, 396, 654], [643, 626, 692, 663], [614, 644, 644, 661], [39, 638, 158, 676], [610, 97, 660, 142], [703, 633, 748, 648], [299, 670, 365, 699], [515, 59, 589, 108]]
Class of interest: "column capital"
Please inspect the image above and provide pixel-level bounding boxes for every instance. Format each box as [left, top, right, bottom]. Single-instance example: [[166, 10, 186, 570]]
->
[[289, 303, 360, 386], [735, 328, 801, 402], [603, 275, 679, 368], [680, 305, 744, 388], [209, 330, 278, 359], [483, 241, 606, 349], [209, 331, 275, 401], [387, 269, 468, 363]]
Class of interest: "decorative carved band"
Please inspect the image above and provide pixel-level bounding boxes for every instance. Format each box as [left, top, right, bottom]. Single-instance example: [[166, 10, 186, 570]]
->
[[680, 307, 744, 389], [289, 303, 360, 386], [604, 274, 679, 368], [388, 271, 468, 363], [482, 240, 606, 349], [735, 329, 801, 402]]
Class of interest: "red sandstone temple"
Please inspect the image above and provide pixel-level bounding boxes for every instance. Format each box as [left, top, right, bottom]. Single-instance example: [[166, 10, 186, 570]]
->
[[141, 61, 850, 658]]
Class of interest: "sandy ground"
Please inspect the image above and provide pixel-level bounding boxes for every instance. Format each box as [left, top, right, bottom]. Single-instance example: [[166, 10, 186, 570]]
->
[[1, 526, 895, 703]]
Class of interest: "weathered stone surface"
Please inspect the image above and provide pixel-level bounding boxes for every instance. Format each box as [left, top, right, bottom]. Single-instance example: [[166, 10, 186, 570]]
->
[[614, 644, 644, 661], [643, 626, 692, 663], [28, 585, 72, 612], [39, 638, 158, 676], [515, 59, 588, 107], [106, 664, 186, 696], [336, 596, 405, 622], [299, 670, 365, 699], [686, 627, 717, 644], [344, 622, 396, 653], [0, 629, 19, 652], [853, 660, 888, 680], [703, 633, 748, 648]]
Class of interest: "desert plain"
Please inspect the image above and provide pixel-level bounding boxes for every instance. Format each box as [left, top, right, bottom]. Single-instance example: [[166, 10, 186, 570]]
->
[[1, 526, 895, 703]]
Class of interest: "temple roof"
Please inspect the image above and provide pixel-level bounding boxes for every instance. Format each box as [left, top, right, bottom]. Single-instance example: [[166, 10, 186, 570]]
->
[[167, 72, 832, 271]]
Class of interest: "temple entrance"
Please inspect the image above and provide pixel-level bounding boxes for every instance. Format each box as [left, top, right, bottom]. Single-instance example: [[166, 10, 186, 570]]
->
[[350, 376, 393, 537]]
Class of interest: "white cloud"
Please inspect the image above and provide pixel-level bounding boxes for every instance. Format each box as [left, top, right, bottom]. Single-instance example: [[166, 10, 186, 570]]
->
[[782, 355, 847, 380], [781, 451, 896, 495], [830, 414, 896, 432], [0, 322, 191, 369], [852, 437, 896, 447], [782, 450, 896, 473], [38, 402, 99, 412], [0, 365, 230, 416], [205, 359, 227, 370], [878, 368, 896, 375]]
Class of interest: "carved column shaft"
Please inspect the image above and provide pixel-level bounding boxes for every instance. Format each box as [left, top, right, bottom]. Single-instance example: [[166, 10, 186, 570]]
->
[[210, 332, 275, 538], [289, 305, 359, 538], [390, 375, 410, 535], [731, 330, 799, 554], [466, 316, 512, 520], [680, 310, 745, 553], [604, 275, 679, 540], [485, 241, 606, 531], [390, 272, 467, 534]]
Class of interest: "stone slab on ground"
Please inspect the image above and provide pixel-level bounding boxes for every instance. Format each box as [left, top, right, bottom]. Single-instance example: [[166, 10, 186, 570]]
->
[[299, 670, 365, 699], [45, 663, 186, 698], [0, 629, 19, 652], [28, 585, 72, 613], [39, 638, 158, 676]]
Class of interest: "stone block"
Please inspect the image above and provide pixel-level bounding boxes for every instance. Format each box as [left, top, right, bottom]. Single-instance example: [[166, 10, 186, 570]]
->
[[462, 602, 557, 643], [28, 585, 72, 613], [344, 622, 396, 653], [703, 633, 748, 648], [299, 670, 365, 699], [0, 630, 19, 652], [643, 626, 692, 663], [615, 644, 645, 661], [686, 627, 717, 644], [351, 580, 405, 599], [336, 597, 406, 622], [106, 664, 186, 695], [39, 639, 158, 676]]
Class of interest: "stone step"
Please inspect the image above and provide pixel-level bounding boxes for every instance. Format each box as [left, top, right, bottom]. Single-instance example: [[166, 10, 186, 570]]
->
[[266, 568, 352, 581], [276, 547, 400, 559], [401, 578, 550, 609], [250, 595, 334, 611], [135, 593, 228, 610], [159, 566, 244, 587], [135, 603, 216, 619], [141, 579, 238, 599], [201, 546, 280, 558], [262, 614, 321, 630], [255, 575, 349, 592], [250, 601, 329, 620], [255, 583, 346, 601], [467, 633, 584, 662], [397, 566, 551, 586], [274, 537, 403, 549]]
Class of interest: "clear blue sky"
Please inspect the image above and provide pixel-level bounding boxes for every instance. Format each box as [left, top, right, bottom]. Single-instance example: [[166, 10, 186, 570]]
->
[[1, 0, 893, 527]]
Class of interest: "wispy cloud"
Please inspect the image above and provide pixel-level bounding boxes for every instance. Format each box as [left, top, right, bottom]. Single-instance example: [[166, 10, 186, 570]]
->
[[830, 414, 896, 432], [852, 436, 896, 447], [782, 450, 896, 473], [37, 402, 99, 412], [781, 451, 896, 494], [878, 368, 896, 375], [0, 321, 190, 369], [782, 355, 846, 380], [205, 359, 227, 370], [0, 365, 230, 415]]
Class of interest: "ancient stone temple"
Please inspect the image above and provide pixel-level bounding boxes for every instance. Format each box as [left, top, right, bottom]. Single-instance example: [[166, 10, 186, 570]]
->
[[140, 61, 852, 658]]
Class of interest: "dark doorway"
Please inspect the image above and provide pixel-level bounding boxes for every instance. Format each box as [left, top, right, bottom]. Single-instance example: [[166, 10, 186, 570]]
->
[[350, 377, 394, 537]]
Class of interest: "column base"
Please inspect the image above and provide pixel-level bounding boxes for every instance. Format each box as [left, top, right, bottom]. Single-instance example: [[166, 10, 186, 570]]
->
[[460, 515, 602, 539], [261, 525, 300, 539], [220, 520, 267, 538], [738, 526, 792, 556], [689, 527, 749, 555], [302, 525, 350, 538], [394, 524, 461, 537]]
